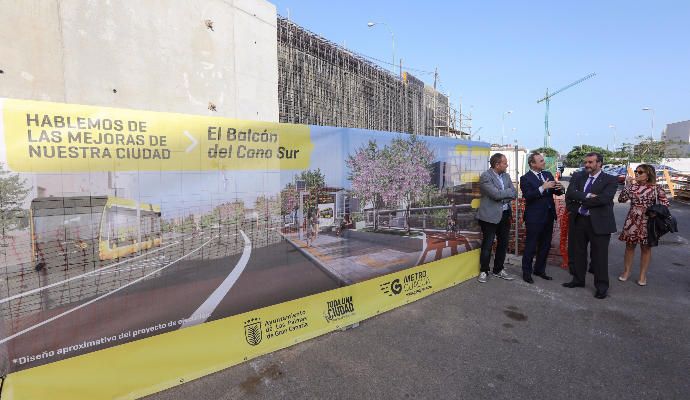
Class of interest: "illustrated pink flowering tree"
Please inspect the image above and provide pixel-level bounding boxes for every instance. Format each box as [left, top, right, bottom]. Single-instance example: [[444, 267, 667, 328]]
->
[[347, 136, 434, 232], [346, 140, 388, 230], [385, 135, 434, 233]]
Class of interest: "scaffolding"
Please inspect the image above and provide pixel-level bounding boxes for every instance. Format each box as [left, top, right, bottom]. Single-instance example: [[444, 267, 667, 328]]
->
[[278, 17, 466, 137]]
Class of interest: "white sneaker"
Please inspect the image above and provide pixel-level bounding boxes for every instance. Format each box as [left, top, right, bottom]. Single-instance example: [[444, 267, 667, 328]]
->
[[492, 270, 515, 281], [477, 272, 488, 283]]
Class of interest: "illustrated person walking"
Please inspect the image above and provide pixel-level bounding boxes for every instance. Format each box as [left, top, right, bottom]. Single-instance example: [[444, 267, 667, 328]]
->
[[519, 153, 564, 283], [447, 199, 459, 233], [305, 208, 317, 246], [563, 152, 618, 299], [476, 153, 517, 283], [617, 164, 669, 286]]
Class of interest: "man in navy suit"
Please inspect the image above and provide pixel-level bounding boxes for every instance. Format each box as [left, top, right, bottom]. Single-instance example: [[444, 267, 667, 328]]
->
[[519, 153, 564, 283]]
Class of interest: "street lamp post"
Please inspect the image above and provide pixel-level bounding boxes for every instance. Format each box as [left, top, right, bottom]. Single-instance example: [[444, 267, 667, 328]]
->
[[514, 139, 519, 256], [501, 110, 513, 147], [642, 107, 655, 140], [608, 124, 617, 151], [367, 22, 395, 75], [576, 132, 589, 151]]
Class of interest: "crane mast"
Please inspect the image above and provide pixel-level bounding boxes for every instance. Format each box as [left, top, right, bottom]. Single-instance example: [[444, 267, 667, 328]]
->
[[537, 72, 596, 148]]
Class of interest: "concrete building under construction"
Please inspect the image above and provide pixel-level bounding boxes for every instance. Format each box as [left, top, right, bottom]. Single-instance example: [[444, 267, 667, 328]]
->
[[277, 16, 464, 137]]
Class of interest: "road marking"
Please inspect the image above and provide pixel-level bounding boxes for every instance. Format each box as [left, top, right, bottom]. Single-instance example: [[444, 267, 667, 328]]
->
[[0, 237, 216, 345], [0, 241, 180, 305], [180, 230, 252, 328]]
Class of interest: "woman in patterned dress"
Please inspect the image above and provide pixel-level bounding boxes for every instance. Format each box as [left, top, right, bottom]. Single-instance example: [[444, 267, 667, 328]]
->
[[618, 164, 669, 286]]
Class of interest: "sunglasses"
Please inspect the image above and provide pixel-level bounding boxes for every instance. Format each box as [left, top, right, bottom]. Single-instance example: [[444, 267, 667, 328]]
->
[[634, 170, 646, 175]]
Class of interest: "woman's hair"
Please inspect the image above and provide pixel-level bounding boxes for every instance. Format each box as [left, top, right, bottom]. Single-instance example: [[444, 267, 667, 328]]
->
[[636, 164, 656, 184]]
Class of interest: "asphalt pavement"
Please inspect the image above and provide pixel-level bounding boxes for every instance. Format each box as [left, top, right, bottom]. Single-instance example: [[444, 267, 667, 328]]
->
[[3, 233, 338, 373], [146, 197, 690, 400]]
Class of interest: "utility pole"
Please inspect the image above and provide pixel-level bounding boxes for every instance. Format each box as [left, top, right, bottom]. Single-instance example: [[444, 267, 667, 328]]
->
[[433, 67, 438, 136], [458, 97, 462, 137], [447, 91, 451, 136], [514, 139, 519, 256]]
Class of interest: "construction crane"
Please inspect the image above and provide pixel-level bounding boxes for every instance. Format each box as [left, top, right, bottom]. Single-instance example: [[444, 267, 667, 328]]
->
[[537, 72, 596, 148]]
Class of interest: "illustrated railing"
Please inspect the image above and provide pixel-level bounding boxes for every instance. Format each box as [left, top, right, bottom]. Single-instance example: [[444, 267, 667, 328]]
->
[[363, 205, 476, 231]]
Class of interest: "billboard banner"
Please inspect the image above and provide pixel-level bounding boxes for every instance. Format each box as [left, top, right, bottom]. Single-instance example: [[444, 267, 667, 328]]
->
[[0, 99, 488, 397]]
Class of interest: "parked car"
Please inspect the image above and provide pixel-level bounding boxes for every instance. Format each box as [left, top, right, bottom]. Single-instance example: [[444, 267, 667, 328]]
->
[[652, 164, 679, 173], [604, 166, 627, 184]]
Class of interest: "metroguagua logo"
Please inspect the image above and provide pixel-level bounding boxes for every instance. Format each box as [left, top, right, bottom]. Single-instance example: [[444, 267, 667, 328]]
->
[[380, 271, 432, 297]]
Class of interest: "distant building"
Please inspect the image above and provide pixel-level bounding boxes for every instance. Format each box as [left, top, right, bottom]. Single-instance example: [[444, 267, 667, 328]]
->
[[278, 17, 460, 137], [431, 161, 452, 190], [662, 120, 690, 157]]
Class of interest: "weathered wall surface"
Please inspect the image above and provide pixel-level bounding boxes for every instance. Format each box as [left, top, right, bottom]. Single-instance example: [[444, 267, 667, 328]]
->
[[0, 0, 278, 121]]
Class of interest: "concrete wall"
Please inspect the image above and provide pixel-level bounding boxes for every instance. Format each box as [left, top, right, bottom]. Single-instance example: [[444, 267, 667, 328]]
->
[[661, 158, 690, 172], [0, 0, 278, 121]]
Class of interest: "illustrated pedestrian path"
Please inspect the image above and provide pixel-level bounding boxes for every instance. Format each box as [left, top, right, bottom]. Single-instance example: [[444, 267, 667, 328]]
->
[[282, 228, 481, 285]]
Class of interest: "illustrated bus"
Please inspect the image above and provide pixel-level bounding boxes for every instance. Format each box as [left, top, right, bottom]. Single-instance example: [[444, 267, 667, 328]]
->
[[30, 196, 162, 272]]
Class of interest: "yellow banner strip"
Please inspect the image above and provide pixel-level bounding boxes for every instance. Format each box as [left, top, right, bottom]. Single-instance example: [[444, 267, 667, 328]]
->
[[1, 250, 479, 400], [1, 98, 313, 172]]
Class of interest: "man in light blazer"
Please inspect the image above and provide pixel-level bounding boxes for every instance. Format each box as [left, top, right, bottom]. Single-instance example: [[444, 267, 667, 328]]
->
[[519, 153, 564, 283], [476, 153, 518, 283]]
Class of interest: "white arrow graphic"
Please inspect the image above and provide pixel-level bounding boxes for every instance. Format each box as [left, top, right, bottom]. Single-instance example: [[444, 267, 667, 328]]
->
[[183, 130, 198, 153]]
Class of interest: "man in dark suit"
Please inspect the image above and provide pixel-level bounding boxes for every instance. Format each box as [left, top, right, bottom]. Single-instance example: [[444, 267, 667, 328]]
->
[[563, 152, 618, 299], [519, 153, 564, 283]]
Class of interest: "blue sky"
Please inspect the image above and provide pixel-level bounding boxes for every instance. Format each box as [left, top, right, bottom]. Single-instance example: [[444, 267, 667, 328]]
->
[[272, 0, 690, 153]]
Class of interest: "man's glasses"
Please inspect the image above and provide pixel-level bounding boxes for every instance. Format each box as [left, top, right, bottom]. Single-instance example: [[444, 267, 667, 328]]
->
[[634, 170, 646, 175]]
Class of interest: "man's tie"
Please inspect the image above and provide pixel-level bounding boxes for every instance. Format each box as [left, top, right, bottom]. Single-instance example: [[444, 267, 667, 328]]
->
[[538, 172, 547, 194], [578, 176, 595, 216]]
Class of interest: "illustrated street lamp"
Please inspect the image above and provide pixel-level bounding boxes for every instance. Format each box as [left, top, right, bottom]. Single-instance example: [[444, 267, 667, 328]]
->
[[576, 132, 589, 151], [501, 110, 513, 147], [642, 107, 655, 140], [608, 124, 617, 151]]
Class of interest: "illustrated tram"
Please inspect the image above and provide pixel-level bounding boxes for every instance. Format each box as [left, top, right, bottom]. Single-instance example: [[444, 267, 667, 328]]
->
[[30, 196, 162, 271]]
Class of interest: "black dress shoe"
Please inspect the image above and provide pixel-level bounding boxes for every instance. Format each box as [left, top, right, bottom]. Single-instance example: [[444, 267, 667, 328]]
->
[[594, 291, 608, 299], [562, 281, 585, 288], [523, 274, 534, 284], [534, 273, 553, 280]]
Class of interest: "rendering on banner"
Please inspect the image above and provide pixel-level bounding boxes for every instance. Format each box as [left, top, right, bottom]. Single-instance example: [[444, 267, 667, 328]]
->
[[0, 98, 488, 374]]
